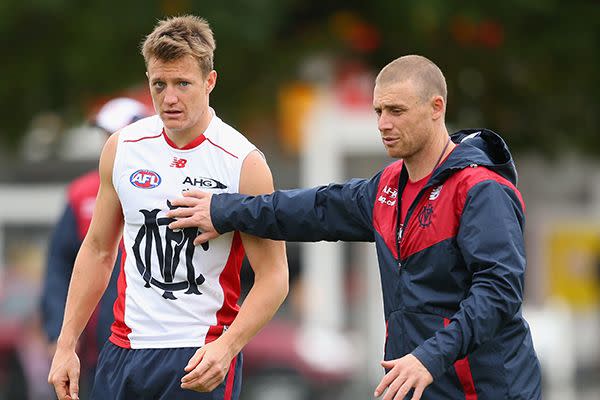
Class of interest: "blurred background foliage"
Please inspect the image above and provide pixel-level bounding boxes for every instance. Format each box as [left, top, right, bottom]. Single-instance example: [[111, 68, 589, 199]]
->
[[0, 0, 597, 156]]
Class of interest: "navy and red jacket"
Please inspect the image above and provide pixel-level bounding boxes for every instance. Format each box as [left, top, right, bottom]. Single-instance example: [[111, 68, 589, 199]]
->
[[211, 129, 542, 399], [41, 171, 120, 359]]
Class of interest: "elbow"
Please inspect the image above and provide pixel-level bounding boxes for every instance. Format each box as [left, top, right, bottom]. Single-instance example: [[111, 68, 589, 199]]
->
[[271, 262, 290, 305]]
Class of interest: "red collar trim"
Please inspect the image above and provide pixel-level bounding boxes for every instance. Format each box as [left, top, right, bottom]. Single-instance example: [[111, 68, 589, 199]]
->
[[162, 129, 207, 150]]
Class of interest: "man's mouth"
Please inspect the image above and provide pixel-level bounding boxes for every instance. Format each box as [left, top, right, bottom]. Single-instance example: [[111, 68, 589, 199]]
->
[[382, 137, 400, 146]]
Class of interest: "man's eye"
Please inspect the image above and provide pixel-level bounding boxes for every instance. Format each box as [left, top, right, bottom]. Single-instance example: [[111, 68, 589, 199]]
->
[[179, 81, 190, 87], [154, 82, 165, 89]]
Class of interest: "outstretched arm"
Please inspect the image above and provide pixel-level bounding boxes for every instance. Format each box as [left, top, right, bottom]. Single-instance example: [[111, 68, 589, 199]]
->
[[168, 170, 380, 244], [180, 151, 289, 392], [48, 133, 124, 400]]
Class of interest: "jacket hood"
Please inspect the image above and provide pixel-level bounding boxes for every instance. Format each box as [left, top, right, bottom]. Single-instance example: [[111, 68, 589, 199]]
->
[[434, 129, 518, 185]]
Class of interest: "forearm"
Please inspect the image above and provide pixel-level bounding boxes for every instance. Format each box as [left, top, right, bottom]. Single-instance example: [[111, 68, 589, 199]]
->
[[218, 265, 288, 356], [412, 273, 522, 378], [57, 242, 117, 349]]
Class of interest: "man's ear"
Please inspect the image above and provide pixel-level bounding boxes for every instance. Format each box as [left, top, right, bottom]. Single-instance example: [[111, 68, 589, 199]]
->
[[206, 70, 217, 94], [431, 95, 445, 121]]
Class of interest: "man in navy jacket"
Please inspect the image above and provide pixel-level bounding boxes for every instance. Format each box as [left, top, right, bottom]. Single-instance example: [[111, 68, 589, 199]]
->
[[167, 55, 542, 400]]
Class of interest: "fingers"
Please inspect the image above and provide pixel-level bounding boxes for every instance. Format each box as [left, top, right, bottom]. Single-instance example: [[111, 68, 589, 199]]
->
[[376, 356, 433, 400], [182, 353, 212, 384], [181, 361, 229, 392], [392, 377, 415, 400], [181, 368, 222, 392], [68, 370, 80, 400], [374, 367, 397, 397], [182, 189, 210, 199], [168, 197, 199, 209], [168, 218, 190, 230], [53, 383, 68, 400], [382, 374, 405, 400], [184, 348, 205, 372], [49, 371, 73, 400], [167, 205, 196, 219], [193, 231, 218, 246], [411, 384, 426, 400]]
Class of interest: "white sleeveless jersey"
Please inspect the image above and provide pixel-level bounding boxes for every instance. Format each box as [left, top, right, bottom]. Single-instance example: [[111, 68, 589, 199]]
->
[[110, 111, 256, 349]]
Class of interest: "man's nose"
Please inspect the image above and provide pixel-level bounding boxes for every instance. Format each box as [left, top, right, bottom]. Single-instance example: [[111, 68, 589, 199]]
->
[[378, 113, 393, 131], [164, 87, 178, 105]]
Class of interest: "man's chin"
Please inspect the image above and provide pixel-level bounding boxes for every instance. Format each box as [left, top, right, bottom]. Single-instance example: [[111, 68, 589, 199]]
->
[[384, 147, 402, 159], [163, 122, 185, 132]]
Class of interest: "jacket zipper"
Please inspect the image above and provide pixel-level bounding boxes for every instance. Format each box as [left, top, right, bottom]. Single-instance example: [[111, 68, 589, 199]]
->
[[395, 169, 444, 268]]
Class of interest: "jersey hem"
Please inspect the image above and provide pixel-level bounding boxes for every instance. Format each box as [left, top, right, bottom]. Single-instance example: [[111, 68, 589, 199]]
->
[[113, 338, 207, 349]]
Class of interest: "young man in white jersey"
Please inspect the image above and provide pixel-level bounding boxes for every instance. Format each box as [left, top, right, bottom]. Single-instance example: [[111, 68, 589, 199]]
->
[[48, 15, 289, 400]]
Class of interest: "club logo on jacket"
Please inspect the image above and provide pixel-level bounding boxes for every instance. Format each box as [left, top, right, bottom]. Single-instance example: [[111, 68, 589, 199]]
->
[[418, 204, 434, 228], [130, 169, 161, 189], [378, 185, 398, 206], [429, 185, 443, 201], [183, 176, 227, 189], [132, 200, 208, 300]]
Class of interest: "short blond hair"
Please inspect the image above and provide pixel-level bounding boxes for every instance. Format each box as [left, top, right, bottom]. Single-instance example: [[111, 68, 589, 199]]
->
[[376, 55, 447, 103], [141, 15, 216, 76]]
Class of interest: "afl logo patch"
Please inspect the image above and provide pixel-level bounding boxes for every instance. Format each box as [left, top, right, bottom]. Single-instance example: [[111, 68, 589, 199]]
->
[[130, 169, 162, 189]]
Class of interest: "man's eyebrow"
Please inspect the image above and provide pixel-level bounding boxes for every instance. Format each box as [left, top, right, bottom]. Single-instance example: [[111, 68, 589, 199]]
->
[[375, 103, 407, 110]]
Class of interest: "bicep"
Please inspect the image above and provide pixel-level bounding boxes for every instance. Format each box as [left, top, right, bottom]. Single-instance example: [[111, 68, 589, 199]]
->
[[238, 150, 287, 274]]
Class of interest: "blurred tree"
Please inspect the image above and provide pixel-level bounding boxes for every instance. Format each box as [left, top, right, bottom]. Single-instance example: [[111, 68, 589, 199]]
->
[[0, 0, 597, 158]]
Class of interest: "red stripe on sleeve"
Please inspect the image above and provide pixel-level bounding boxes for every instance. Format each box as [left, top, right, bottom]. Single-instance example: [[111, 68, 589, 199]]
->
[[444, 318, 478, 399]]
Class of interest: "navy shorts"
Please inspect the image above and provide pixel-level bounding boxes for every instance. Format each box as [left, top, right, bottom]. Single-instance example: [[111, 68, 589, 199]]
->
[[90, 341, 242, 400]]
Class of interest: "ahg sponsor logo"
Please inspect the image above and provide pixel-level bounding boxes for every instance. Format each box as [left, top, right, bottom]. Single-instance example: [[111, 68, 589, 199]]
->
[[130, 169, 162, 189], [183, 176, 227, 189]]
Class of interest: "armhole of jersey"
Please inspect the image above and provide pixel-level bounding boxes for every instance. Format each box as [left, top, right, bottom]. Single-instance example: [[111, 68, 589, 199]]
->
[[112, 133, 125, 196], [237, 146, 260, 194]]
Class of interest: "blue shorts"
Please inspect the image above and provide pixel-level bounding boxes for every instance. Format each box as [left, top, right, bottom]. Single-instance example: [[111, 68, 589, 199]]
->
[[90, 341, 242, 400]]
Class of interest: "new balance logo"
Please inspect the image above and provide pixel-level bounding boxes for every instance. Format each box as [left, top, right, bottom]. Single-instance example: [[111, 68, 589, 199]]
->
[[170, 157, 187, 168]]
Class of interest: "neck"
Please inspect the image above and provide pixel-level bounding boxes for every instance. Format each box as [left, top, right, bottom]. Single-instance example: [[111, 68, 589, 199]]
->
[[405, 128, 454, 181]]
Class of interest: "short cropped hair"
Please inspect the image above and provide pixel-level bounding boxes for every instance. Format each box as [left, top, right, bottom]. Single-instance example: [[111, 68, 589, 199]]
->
[[141, 15, 216, 76], [376, 55, 447, 103]]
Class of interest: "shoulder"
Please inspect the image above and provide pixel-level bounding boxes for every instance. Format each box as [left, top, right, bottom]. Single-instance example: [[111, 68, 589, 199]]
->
[[240, 150, 273, 195], [118, 115, 164, 143], [204, 116, 256, 160], [453, 165, 524, 211]]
